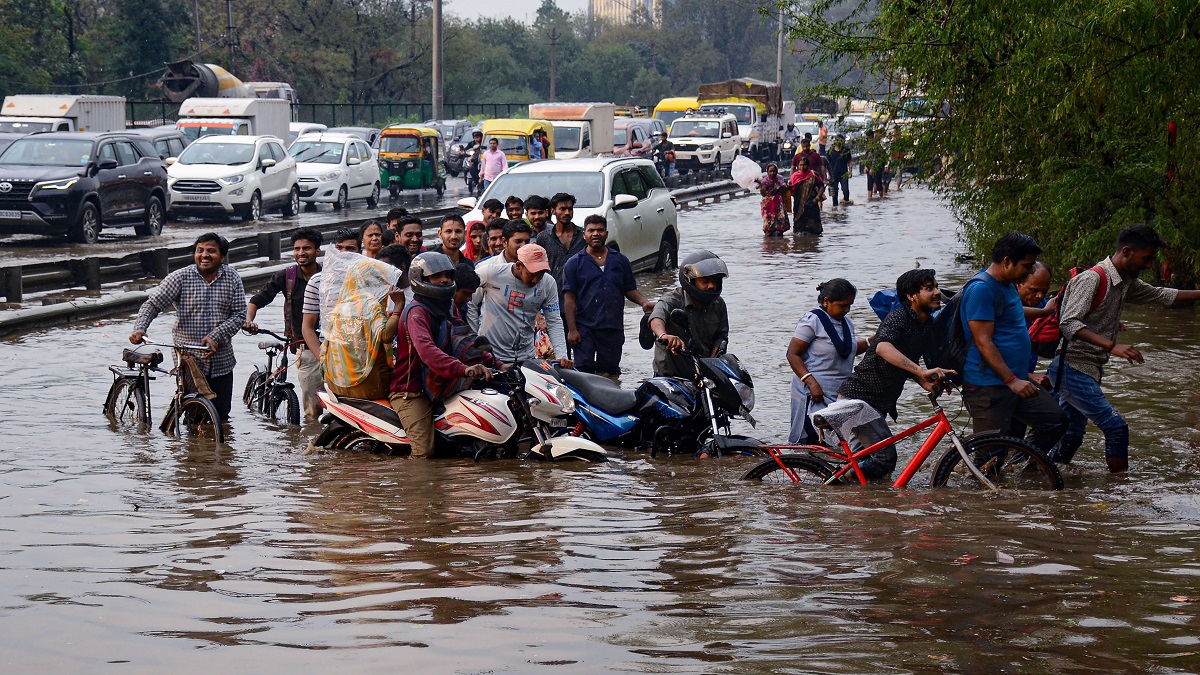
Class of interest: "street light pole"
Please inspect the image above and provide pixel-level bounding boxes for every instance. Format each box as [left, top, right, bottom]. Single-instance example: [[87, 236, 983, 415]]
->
[[549, 28, 560, 102], [193, 0, 202, 54], [432, 0, 444, 120], [776, 4, 784, 90]]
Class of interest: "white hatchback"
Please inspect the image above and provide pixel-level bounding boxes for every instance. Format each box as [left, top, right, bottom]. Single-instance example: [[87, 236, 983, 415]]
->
[[290, 133, 380, 210], [458, 157, 679, 273], [167, 135, 299, 221]]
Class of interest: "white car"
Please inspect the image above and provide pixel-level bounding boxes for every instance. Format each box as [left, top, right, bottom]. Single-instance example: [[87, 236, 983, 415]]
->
[[668, 112, 740, 172], [458, 157, 679, 273], [289, 133, 380, 210], [167, 135, 299, 221], [287, 122, 327, 146]]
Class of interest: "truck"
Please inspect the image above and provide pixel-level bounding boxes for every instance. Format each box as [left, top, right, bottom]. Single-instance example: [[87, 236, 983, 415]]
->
[[0, 95, 126, 134], [175, 98, 291, 142], [696, 78, 784, 161], [529, 102, 615, 160], [158, 60, 256, 102]]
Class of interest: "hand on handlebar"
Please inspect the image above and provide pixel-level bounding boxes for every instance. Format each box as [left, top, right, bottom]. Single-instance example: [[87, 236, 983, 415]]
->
[[465, 364, 492, 380], [200, 337, 219, 353], [657, 334, 686, 353], [129, 330, 146, 345], [242, 320, 259, 333], [918, 368, 956, 392]]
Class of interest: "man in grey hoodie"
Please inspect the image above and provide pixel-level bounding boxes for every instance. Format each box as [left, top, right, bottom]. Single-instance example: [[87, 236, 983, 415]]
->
[[468, 243, 573, 367]]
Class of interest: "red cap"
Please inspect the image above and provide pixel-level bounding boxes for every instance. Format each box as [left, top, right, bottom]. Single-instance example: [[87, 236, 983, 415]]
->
[[517, 244, 550, 273]]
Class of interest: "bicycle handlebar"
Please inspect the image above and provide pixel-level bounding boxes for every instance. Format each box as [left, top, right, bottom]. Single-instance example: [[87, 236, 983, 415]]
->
[[137, 337, 212, 353]]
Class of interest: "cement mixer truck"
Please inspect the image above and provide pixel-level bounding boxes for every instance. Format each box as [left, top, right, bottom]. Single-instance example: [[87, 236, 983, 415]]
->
[[158, 60, 257, 102]]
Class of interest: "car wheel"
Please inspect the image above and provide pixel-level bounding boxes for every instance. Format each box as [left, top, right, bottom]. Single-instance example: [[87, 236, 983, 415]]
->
[[654, 231, 678, 272], [281, 186, 299, 217], [366, 182, 380, 208], [135, 196, 164, 237], [240, 191, 262, 221], [68, 202, 101, 244], [333, 185, 348, 211]]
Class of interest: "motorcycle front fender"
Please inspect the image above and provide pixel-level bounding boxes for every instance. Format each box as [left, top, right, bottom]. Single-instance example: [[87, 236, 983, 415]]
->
[[712, 434, 766, 456], [313, 418, 350, 448], [530, 436, 609, 462]]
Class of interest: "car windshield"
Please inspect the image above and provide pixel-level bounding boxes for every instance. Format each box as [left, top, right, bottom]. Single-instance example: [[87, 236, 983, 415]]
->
[[670, 120, 720, 138], [654, 110, 688, 127], [290, 141, 344, 164], [0, 138, 93, 166], [177, 142, 256, 166], [489, 134, 527, 155], [0, 121, 55, 133], [178, 123, 238, 142], [482, 172, 604, 208], [613, 129, 627, 146], [379, 135, 421, 154], [553, 127, 580, 152]]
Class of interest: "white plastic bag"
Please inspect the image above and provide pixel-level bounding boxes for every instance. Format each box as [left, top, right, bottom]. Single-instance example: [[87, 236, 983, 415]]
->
[[730, 154, 762, 191]]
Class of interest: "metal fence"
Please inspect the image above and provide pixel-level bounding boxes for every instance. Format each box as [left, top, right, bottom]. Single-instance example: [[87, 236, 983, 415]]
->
[[125, 101, 531, 129]]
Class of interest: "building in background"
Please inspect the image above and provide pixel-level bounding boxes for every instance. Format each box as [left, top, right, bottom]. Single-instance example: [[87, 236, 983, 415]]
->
[[589, 0, 660, 26]]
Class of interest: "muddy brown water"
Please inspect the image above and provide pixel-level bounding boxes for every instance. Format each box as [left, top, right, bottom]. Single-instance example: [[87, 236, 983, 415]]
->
[[2, 183, 1199, 672]]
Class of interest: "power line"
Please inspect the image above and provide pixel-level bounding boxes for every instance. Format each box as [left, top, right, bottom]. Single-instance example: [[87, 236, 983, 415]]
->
[[0, 46, 213, 91]]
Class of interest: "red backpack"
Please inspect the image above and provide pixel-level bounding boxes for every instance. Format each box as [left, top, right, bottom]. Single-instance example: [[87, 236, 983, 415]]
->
[[1028, 265, 1108, 358]]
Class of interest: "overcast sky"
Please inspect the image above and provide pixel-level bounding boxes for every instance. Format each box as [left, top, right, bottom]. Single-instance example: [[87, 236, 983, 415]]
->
[[447, 0, 588, 22]]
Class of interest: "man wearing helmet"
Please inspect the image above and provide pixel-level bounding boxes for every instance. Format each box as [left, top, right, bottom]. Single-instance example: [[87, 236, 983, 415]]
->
[[648, 250, 730, 378], [388, 252, 502, 458]]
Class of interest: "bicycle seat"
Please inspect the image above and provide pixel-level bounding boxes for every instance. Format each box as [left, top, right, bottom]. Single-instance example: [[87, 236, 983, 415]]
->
[[258, 341, 285, 351], [810, 399, 881, 439], [122, 346, 164, 367]]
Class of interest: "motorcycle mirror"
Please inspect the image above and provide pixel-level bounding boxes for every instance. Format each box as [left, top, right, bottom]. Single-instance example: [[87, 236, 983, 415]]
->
[[669, 308, 689, 329], [475, 335, 493, 353]]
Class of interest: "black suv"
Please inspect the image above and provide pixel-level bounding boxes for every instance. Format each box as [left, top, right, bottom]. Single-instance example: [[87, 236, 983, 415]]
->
[[0, 131, 169, 243]]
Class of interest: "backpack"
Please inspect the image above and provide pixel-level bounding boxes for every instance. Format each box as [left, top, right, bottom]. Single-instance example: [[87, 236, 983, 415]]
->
[[283, 264, 299, 341], [1027, 265, 1108, 359], [402, 303, 492, 400], [925, 272, 1001, 384]]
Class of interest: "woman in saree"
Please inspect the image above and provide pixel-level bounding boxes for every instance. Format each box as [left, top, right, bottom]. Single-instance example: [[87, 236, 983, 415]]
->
[[757, 163, 791, 236]]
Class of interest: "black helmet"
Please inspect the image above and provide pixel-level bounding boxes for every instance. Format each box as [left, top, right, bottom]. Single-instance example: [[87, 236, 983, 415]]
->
[[409, 252, 457, 301], [679, 250, 728, 307]]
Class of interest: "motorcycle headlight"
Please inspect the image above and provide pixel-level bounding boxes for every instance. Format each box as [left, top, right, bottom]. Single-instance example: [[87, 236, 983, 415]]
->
[[555, 385, 575, 414], [32, 177, 78, 193], [733, 382, 755, 412], [318, 170, 341, 182], [217, 174, 245, 186]]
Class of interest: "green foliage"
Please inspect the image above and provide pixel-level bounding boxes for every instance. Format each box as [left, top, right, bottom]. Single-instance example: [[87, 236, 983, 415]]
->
[[783, 0, 1200, 283]]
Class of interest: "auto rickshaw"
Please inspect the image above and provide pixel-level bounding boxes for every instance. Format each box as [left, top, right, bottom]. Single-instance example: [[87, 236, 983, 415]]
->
[[481, 119, 555, 164], [377, 125, 447, 198]]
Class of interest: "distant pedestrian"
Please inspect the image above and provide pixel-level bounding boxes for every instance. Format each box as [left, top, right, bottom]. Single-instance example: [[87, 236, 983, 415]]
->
[[562, 215, 655, 375], [826, 136, 853, 206], [536, 192, 585, 298], [360, 221, 384, 259], [481, 137, 507, 191], [428, 214, 472, 266], [505, 195, 524, 221], [757, 163, 791, 236], [463, 220, 486, 262], [791, 160, 823, 235], [817, 121, 829, 156]]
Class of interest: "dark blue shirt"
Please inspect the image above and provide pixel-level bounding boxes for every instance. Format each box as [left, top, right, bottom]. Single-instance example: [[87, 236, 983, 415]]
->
[[961, 271, 1031, 386], [562, 248, 636, 331]]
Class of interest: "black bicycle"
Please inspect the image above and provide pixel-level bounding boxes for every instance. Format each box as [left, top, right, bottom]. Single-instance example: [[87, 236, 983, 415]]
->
[[241, 328, 301, 425], [103, 338, 224, 444]]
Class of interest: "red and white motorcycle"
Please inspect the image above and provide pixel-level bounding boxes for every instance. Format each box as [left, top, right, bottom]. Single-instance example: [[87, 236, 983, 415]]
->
[[313, 359, 608, 462]]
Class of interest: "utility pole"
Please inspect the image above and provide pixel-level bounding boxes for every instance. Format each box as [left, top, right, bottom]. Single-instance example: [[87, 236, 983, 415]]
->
[[432, 0, 444, 120], [193, 0, 202, 53], [549, 28, 560, 102], [775, 4, 784, 90], [226, 0, 236, 69]]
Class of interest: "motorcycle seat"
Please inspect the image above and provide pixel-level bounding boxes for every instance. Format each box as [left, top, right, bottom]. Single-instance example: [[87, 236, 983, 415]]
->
[[340, 396, 404, 429], [557, 369, 638, 415], [122, 346, 163, 367]]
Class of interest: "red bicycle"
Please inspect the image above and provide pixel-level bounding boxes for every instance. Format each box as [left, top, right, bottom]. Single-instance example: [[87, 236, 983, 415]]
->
[[742, 381, 1064, 490]]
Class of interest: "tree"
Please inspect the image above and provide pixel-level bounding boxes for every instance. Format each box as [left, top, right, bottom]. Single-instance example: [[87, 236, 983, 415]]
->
[[783, 0, 1200, 283]]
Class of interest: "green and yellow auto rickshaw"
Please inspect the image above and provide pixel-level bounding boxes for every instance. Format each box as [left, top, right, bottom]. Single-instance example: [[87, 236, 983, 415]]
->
[[377, 125, 447, 198]]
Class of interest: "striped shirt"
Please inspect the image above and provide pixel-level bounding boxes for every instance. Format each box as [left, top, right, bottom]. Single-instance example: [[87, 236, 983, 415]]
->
[[134, 264, 246, 377]]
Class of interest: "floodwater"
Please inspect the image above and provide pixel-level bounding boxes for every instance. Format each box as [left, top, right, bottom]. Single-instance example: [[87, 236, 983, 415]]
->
[[2, 181, 1200, 672]]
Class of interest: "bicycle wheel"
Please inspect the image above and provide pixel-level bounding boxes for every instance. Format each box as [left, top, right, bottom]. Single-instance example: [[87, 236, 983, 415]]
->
[[741, 454, 837, 485], [268, 387, 301, 425], [104, 379, 148, 430], [163, 396, 225, 445], [243, 370, 266, 410], [930, 435, 1063, 490]]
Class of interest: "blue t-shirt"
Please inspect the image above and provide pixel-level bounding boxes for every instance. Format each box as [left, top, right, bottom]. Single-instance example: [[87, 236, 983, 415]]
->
[[960, 272, 1031, 386], [562, 248, 636, 331]]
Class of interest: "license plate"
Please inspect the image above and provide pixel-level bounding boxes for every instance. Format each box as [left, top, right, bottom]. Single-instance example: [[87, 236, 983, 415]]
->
[[0, 210, 20, 219], [180, 194, 211, 201], [549, 417, 570, 428]]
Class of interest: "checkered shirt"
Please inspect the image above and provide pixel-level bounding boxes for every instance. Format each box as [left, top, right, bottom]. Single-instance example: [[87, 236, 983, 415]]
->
[[134, 264, 246, 377]]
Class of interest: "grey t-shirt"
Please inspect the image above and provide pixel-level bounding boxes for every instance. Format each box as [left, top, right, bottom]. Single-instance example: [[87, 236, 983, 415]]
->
[[650, 287, 729, 378], [790, 310, 856, 401]]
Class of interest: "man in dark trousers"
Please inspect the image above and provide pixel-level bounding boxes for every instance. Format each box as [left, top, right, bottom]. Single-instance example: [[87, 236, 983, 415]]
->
[[562, 215, 655, 375], [826, 136, 853, 206], [244, 228, 324, 419]]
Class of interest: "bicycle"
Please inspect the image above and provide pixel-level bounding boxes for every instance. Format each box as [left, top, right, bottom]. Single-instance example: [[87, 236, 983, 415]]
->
[[102, 338, 224, 445], [742, 380, 1064, 490], [241, 328, 301, 425]]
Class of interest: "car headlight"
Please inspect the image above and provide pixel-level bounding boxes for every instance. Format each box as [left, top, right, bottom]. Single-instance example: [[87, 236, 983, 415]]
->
[[167, 176, 177, 188], [556, 385, 575, 414], [733, 382, 755, 412], [32, 177, 78, 193], [318, 170, 341, 182], [217, 174, 245, 186], [700, 144, 714, 151]]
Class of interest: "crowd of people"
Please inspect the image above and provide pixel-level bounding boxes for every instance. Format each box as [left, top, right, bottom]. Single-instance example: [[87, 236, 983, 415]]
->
[[128, 178, 1192, 475]]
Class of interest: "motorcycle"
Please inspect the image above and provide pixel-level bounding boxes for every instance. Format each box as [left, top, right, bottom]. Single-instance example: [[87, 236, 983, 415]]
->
[[558, 310, 763, 457], [780, 139, 796, 162], [313, 359, 607, 462], [464, 145, 483, 196]]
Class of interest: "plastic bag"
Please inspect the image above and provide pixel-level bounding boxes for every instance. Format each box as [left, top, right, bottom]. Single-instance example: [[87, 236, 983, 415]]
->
[[319, 248, 401, 388], [730, 155, 762, 191]]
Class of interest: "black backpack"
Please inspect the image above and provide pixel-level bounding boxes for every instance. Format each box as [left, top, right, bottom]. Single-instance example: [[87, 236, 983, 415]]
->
[[925, 272, 1001, 383]]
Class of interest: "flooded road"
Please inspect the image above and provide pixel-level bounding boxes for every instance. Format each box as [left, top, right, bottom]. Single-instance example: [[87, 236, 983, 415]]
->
[[3, 184, 1200, 671]]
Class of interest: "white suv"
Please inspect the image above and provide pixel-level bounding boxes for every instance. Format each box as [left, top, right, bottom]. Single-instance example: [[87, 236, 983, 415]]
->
[[668, 112, 740, 172], [458, 157, 679, 272], [167, 135, 299, 221], [290, 133, 380, 210]]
